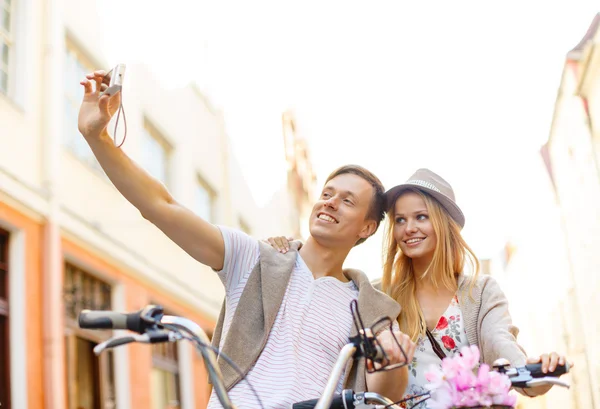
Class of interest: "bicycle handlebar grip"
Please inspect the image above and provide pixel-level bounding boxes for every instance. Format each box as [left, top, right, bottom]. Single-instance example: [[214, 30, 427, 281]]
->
[[525, 362, 569, 378], [291, 398, 320, 409], [292, 390, 354, 409], [79, 310, 139, 331]]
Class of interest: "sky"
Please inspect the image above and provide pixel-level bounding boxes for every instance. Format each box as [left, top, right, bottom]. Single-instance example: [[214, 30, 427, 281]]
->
[[98, 0, 599, 277]]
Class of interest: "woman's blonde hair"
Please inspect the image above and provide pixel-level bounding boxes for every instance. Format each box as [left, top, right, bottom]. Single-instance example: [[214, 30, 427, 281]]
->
[[381, 188, 479, 342]]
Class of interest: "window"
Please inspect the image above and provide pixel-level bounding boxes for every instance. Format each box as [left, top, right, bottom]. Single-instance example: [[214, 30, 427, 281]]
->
[[64, 40, 102, 170], [0, 229, 9, 409], [63, 263, 115, 409], [151, 317, 180, 409], [141, 122, 171, 186], [195, 176, 215, 222], [0, 0, 14, 95]]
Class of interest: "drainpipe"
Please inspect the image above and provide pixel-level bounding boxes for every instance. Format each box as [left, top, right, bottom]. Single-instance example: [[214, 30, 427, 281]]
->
[[42, 0, 65, 407]]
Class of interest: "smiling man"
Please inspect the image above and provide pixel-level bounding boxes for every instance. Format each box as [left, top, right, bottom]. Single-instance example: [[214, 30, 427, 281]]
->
[[77, 70, 415, 408]]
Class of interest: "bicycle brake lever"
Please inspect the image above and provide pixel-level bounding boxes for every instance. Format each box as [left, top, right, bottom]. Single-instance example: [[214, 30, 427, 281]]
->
[[94, 333, 151, 355], [93, 331, 180, 355], [526, 378, 570, 389]]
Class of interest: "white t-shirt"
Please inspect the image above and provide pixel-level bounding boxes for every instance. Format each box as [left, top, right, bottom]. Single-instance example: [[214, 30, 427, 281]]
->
[[207, 227, 359, 409]]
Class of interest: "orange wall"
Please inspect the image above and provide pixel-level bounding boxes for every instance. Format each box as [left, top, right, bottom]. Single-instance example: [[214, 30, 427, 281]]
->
[[0, 201, 45, 409], [62, 238, 216, 408], [0, 196, 216, 409]]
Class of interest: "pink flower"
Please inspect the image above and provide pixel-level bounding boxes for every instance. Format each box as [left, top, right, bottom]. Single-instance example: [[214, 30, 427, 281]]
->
[[487, 370, 510, 394], [441, 356, 462, 379], [454, 368, 477, 391], [453, 388, 481, 407], [476, 363, 491, 387], [477, 393, 494, 407], [427, 383, 454, 409], [458, 345, 480, 370], [424, 345, 516, 409]]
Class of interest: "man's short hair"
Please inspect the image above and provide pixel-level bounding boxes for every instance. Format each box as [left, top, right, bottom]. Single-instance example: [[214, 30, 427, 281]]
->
[[325, 165, 386, 246]]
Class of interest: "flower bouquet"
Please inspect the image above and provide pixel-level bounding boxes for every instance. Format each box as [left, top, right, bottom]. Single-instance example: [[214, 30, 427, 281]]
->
[[424, 345, 517, 409]]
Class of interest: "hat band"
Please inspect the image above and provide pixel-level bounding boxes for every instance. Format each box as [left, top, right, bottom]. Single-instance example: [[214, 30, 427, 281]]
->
[[406, 179, 442, 193]]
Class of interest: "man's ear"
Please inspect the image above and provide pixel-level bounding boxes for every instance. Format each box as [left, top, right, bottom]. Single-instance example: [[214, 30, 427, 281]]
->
[[358, 219, 377, 240]]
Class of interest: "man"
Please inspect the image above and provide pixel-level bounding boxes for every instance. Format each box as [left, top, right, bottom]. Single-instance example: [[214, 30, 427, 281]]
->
[[78, 71, 415, 408]]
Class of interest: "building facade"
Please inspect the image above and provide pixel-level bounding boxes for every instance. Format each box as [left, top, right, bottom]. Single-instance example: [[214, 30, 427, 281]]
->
[[0, 0, 314, 408], [485, 13, 600, 409], [542, 13, 600, 409]]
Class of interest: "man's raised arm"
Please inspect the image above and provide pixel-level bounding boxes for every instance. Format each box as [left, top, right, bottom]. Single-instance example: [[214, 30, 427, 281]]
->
[[78, 70, 225, 270]]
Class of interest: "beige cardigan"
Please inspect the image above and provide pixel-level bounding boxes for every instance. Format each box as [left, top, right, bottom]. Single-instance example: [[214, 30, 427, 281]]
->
[[374, 274, 527, 367], [210, 241, 401, 392], [456, 274, 527, 367]]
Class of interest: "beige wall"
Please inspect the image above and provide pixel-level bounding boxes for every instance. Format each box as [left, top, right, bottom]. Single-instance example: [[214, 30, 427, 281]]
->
[[57, 63, 233, 315], [1, 0, 312, 321], [1, 0, 314, 407], [534, 22, 600, 408], [0, 0, 312, 407], [484, 153, 577, 409], [548, 65, 600, 409], [483, 35, 600, 406]]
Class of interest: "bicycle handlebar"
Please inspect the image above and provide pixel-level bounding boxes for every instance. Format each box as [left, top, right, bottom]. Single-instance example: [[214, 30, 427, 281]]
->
[[80, 306, 571, 409], [79, 305, 163, 333], [79, 307, 236, 409], [520, 362, 569, 378], [294, 361, 572, 409], [493, 359, 570, 389]]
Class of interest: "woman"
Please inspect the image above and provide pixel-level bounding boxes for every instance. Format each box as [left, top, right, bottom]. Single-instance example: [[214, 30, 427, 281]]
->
[[267, 168, 570, 405], [381, 168, 570, 405]]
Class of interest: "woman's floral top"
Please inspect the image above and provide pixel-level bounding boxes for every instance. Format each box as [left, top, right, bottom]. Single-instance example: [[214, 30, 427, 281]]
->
[[400, 295, 469, 408]]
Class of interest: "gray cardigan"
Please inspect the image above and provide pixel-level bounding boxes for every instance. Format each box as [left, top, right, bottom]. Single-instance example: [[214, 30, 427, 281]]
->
[[210, 241, 401, 392]]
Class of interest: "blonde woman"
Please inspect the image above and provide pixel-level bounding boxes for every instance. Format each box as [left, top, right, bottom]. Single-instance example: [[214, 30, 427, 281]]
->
[[267, 168, 570, 405], [379, 168, 569, 404]]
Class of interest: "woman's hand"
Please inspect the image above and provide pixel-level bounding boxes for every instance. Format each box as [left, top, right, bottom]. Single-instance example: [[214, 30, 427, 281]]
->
[[262, 236, 294, 253], [523, 352, 572, 396], [526, 352, 570, 374]]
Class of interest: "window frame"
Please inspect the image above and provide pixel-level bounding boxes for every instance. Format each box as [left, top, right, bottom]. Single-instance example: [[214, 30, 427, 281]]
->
[[194, 174, 216, 222], [63, 262, 115, 409], [0, 0, 15, 96], [141, 119, 173, 188], [63, 37, 105, 172]]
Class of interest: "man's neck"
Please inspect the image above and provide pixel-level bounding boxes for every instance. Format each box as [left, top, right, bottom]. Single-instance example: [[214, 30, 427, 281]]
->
[[299, 237, 351, 281]]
